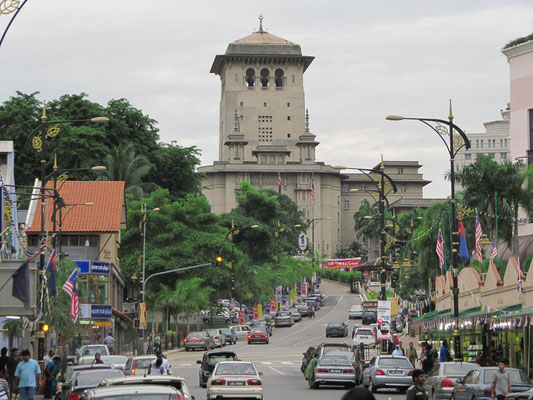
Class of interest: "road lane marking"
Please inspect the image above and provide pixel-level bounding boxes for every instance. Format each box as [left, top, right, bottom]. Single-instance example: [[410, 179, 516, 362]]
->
[[268, 366, 286, 375]]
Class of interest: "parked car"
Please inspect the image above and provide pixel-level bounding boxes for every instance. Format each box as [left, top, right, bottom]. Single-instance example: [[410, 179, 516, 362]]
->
[[81, 385, 185, 400], [352, 326, 377, 348], [326, 322, 349, 337], [308, 293, 324, 306], [305, 297, 321, 310], [249, 319, 272, 336], [295, 303, 311, 317], [425, 362, 479, 400], [57, 364, 123, 400], [202, 310, 232, 325], [288, 308, 302, 322], [78, 345, 110, 359], [197, 350, 239, 388], [206, 361, 263, 400], [219, 328, 237, 345], [507, 389, 533, 400], [362, 355, 414, 393], [453, 367, 533, 400], [98, 375, 192, 400], [247, 327, 269, 344], [78, 355, 128, 371], [184, 331, 216, 351], [124, 355, 157, 376], [312, 353, 357, 389], [362, 309, 378, 325], [348, 304, 363, 319], [301, 343, 362, 383], [230, 325, 252, 339], [203, 329, 227, 348], [274, 311, 294, 327]]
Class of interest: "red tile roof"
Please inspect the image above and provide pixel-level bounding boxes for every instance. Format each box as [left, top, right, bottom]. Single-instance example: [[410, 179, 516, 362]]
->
[[26, 181, 126, 233]]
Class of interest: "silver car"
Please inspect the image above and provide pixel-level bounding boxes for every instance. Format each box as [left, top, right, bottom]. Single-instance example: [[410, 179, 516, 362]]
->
[[204, 329, 227, 348], [288, 308, 302, 322], [98, 375, 192, 400], [80, 385, 184, 400], [230, 325, 251, 339], [184, 331, 216, 351], [425, 362, 478, 400], [312, 353, 356, 389], [274, 311, 294, 327], [123, 355, 157, 376], [362, 355, 414, 393]]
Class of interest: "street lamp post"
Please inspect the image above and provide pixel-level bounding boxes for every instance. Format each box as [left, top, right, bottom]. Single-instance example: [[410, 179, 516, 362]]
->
[[26, 102, 108, 315], [334, 163, 397, 300], [306, 217, 331, 269], [386, 102, 471, 361]]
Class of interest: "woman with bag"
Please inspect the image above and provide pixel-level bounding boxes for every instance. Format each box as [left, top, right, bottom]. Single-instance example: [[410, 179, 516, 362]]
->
[[43, 357, 60, 399]]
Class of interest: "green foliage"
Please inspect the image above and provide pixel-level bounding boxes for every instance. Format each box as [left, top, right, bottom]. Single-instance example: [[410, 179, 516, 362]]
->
[[320, 269, 362, 284], [2, 318, 23, 340], [504, 33, 533, 49], [353, 199, 381, 242], [336, 242, 364, 258]]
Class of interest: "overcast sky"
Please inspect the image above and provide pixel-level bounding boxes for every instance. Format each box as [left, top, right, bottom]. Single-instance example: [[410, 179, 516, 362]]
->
[[1, 0, 532, 197]]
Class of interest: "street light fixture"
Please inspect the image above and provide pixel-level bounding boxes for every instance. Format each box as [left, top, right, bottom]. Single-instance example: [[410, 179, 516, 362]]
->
[[306, 217, 331, 269], [386, 101, 471, 361]]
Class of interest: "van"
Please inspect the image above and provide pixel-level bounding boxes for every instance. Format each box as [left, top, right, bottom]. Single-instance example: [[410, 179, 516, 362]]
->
[[362, 310, 377, 325]]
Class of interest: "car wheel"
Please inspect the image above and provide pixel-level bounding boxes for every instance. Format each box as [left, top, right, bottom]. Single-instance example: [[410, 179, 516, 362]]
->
[[371, 380, 377, 393], [399, 387, 407, 394], [312, 381, 319, 389], [266, 340, 269, 344], [185, 347, 190, 352]]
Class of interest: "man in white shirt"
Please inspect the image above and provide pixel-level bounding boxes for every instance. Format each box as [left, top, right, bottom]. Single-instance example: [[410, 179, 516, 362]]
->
[[149, 352, 171, 375], [103, 334, 115, 355], [392, 345, 403, 357]]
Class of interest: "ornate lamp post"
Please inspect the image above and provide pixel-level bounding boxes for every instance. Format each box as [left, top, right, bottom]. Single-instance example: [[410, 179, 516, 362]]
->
[[386, 101, 471, 360]]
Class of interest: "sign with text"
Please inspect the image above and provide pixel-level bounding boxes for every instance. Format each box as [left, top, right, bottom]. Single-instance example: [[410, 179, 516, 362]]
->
[[252, 306, 258, 320], [94, 321, 112, 327], [322, 258, 361, 269], [238, 310, 245, 325], [91, 304, 112, 319], [377, 300, 391, 340], [139, 303, 147, 328], [301, 282, 307, 296], [74, 260, 110, 275], [290, 289, 297, 301]]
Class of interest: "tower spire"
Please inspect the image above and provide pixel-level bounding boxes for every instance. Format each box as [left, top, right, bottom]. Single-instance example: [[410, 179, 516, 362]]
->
[[258, 15, 264, 33], [305, 108, 310, 133]]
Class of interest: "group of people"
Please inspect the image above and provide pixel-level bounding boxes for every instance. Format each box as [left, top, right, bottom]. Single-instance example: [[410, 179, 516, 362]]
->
[[0, 348, 46, 400]]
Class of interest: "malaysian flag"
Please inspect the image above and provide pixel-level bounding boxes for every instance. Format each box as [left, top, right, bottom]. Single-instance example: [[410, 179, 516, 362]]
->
[[490, 241, 498, 263], [436, 229, 445, 271], [311, 182, 315, 205], [61, 269, 79, 323], [475, 211, 482, 263], [278, 172, 281, 194]]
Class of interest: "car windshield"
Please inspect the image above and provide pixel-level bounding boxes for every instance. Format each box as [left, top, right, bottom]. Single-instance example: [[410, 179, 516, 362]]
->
[[318, 356, 351, 366], [82, 346, 108, 356], [215, 363, 256, 375], [187, 332, 203, 339], [209, 355, 237, 365], [378, 358, 412, 368], [328, 323, 343, 327], [219, 329, 231, 334], [443, 364, 477, 376], [250, 328, 266, 334], [322, 346, 349, 354], [485, 369, 530, 384], [75, 370, 123, 387], [356, 329, 373, 336], [132, 358, 154, 369], [98, 395, 179, 400], [277, 312, 289, 317], [101, 356, 127, 365]]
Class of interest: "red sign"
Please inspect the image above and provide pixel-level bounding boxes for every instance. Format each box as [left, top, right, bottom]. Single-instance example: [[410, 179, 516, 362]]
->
[[301, 282, 307, 296], [323, 258, 361, 269], [252, 306, 258, 320], [238, 310, 245, 325]]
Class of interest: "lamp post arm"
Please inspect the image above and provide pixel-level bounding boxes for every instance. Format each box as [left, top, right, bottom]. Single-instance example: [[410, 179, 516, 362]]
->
[[403, 117, 471, 152], [142, 263, 212, 293], [352, 167, 398, 195]]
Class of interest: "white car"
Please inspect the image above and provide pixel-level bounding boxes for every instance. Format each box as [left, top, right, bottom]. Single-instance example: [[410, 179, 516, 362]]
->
[[230, 325, 251, 339], [352, 326, 377, 348], [203, 329, 227, 348], [348, 304, 363, 319], [207, 361, 263, 400]]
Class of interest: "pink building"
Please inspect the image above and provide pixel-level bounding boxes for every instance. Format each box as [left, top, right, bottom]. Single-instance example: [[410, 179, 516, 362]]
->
[[502, 35, 533, 253]]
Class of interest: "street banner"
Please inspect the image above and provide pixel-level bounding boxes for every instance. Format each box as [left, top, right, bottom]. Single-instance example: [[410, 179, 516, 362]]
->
[[276, 301, 281, 311], [282, 294, 287, 305], [257, 304, 263, 318], [253, 306, 258, 320], [391, 297, 399, 317], [301, 282, 307, 296], [322, 258, 361, 269], [296, 285, 301, 296], [298, 233, 308, 251], [377, 300, 391, 340], [276, 285, 282, 295], [270, 298, 276, 312], [139, 303, 147, 328], [291, 288, 297, 301], [238, 310, 245, 324]]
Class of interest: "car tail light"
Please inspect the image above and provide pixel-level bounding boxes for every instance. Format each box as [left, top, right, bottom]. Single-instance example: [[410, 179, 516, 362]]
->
[[248, 335, 252, 339], [177, 393, 184, 400], [183, 338, 188, 343], [69, 392, 79, 400], [343, 369, 355, 374], [442, 379, 454, 387], [200, 339, 205, 342], [352, 363, 359, 369], [211, 378, 226, 386], [214, 336, 219, 340], [264, 334, 268, 338], [131, 359, 136, 374], [372, 332, 376, 336], [247, 379, 262, 385], [408, 370, 414, 376], [375, 369, 385, 376], [316, 368, 329, 373]]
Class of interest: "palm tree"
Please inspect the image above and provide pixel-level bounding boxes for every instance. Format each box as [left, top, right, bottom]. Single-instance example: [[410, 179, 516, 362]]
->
[[96, 143, 158, 198], [2, 319, 23, 349]]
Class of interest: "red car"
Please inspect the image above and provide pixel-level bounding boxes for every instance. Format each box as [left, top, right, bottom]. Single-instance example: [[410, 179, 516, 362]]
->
[[247, 327, 269, 344]]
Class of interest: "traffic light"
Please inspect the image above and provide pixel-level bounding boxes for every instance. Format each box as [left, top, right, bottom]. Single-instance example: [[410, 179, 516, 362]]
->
[[213, 249, 223, 267], [42, 323, 49, 333]]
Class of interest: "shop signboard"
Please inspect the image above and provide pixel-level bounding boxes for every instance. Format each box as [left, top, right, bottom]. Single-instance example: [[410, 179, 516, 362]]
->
[[94, 321, 112, 327], [91, 304, 112, 319], [322, 258, 361, 270], [74, 260, 110, 275]]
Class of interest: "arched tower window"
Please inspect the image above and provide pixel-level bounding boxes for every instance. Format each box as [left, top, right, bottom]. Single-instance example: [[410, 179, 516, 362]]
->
[[275, 68, 284, 87], [246, 68, 255, 87], [260, 68, 270, 88]]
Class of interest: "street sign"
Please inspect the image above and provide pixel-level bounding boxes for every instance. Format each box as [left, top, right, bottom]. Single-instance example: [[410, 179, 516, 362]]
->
[[123, 302, 136, 313], [298, 234, 307, 251], [94, 321, 112, 327]]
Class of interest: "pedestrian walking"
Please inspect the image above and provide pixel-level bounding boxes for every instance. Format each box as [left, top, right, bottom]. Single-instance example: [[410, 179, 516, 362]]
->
[[439, 340, 451, 362], [148, 352, 170, 375], [43, 357, 60, 399], [0, 348, 8, 380], [0, 374, 9, 400], [399, 341, 406, 356], [7, 349, 20, 400], [392, 345, 403, 356], [406, 369, 429, 400], [304, 355, 318, 389], [307, 304, 313, 319], [341, 386, 376, 400], [311, 306, 316, 319], [407, 342, 418, 367], [421, 344, 435, 375], [491, 361, 511, 400], [14, 350, 40, 400], [103, 333, 115, 355]]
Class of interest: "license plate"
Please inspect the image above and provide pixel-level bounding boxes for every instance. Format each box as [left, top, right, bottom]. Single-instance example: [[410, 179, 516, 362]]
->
[[227, 381, 245, 386], [388, 370, 402, 375], [330, 369, 342, 373]]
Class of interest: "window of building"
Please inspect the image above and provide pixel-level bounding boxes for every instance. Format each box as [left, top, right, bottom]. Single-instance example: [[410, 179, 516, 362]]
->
[[264, 102, 267, 107], [480, 140, 484, 148], [476, 140, 479, 148], [260, 68, 270, 88], [398, 167, 404, 174], [501, 152, 508, 160], [400, 184, 407, 193], [493, 139, 496, 148], [77, 275, 109, 305], [275, 68, 284, 88], [488, 140, 491, 148], [343, 200, 350, 210], [240, 101, 243, 107], [292, 75, 295, 83], [287, 102, 290, 107], [343, 184, 349, 193], [287, 133, 291, 138], [465, 153, 472, 160], [505, 139, 508, 147], [235, 74, 238, 82], [489, 153, 495, 159], [500, 139, 503, 148], [246, 68, 255, 87], [287, 116, 291, 120], [360, 184, 366, 191]]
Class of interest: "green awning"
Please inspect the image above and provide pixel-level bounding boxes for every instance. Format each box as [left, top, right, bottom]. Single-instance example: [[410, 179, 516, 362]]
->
[[459, 306, 481, 317], [413, 308, 451, 322], [500, 304, 522, 312]]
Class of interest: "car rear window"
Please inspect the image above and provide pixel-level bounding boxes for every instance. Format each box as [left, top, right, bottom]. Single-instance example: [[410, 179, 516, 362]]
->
[[215, 363, 256, 375], [328, 323, 343, 327], [443, 364, 477, 376], [378, 358, 412, 368], [485, 369, 530, 384], [318, 356, 351, 366], [186, 332, 202, 338], [75, 369, 123, 387], [250, 328, 266, 334], [363, 311, 376, 315], [82, 346, 108, 356], [322, 346, 350, 354], [356, 329, 372, 336], [133, 358, 154, 369], [98, 394, 180, 400]]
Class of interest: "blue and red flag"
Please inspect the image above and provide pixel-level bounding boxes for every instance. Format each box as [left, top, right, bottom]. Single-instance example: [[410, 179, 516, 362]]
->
[[47, 249, 57, 296], [61, 269, 79, 323], [458, 220, 470, 264]]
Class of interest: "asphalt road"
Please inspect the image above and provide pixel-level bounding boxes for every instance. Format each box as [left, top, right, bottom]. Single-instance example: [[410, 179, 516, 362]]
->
[[167, 280, 408, 400]]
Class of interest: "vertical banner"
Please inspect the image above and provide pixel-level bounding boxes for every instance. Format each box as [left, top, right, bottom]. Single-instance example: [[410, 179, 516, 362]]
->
[[270, 298, 276, 313], [139, 303, 147, 328], [377, 300, 391, 340], [252, 306, 258, 320], [291, 288, 297, 301], [391, 297, 399, 317], [238, 310, 245, 325], [301, 282, 307, 296], [257, 304, 263, 318]]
